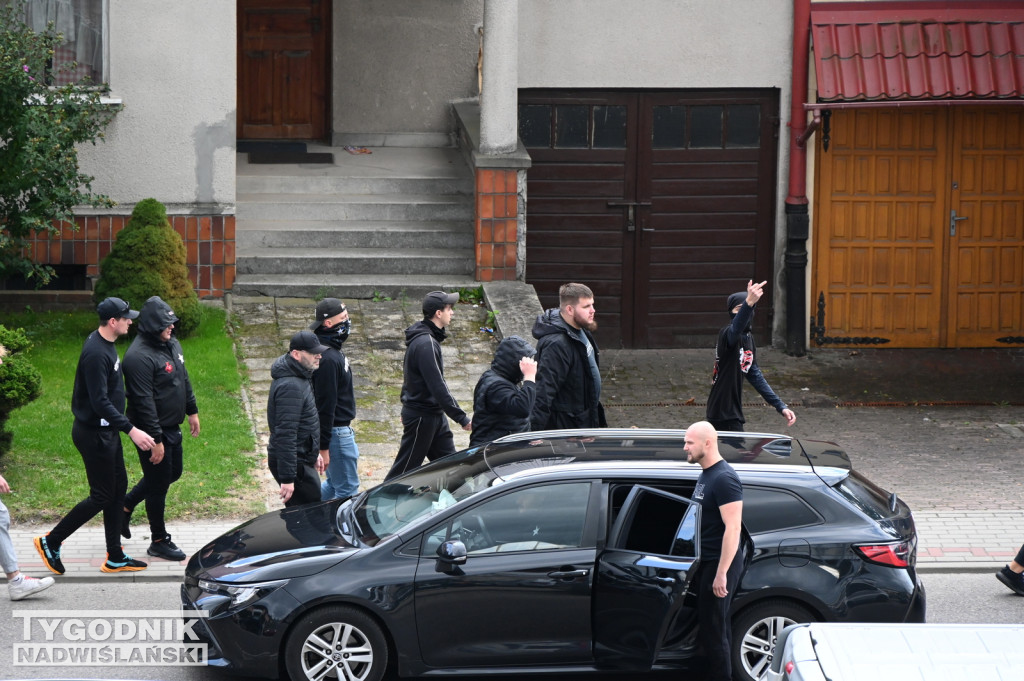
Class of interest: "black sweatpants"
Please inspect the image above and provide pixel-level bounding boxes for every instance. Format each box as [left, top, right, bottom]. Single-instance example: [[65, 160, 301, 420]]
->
[[385, 412, 454, 480], [696, 550, 745, 681], [709, 418, 744, 433], [269, 458, 322, 507], [124, 426, 184, 540], [49, 423, 129, 556]]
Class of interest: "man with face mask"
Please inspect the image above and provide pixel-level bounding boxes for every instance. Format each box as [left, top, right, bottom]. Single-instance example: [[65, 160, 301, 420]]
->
[[706, 280, 796, 432], [310, 298, 360, 500], [121, 296, 200, 562]]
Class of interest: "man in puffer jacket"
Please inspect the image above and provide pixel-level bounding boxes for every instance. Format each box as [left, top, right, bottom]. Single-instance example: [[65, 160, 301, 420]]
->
[[122, 296, 200, 562], [530, 283, 607, 431], [267, 330, 328, 507], [470, 336, 538, 447]]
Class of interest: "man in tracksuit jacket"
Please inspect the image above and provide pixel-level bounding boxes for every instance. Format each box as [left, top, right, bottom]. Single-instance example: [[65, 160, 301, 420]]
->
[[121, 296, 200, 562], [34, 297, 157, 575], [310, 298, 360, 500], [385, 291, 472, 480], [267, 330, 328, 507]]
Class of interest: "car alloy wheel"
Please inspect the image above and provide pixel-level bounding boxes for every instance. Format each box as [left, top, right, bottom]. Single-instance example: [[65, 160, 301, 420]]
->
[[284, 605, 388, 681], [731, 599, 814, 681]]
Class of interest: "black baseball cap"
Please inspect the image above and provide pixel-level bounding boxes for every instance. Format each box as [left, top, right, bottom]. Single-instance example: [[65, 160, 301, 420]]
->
[[97, 297, 139, 320], [310, 298, 346, 330], [422, 290, 459, 316], [289, 330, 329, 355]]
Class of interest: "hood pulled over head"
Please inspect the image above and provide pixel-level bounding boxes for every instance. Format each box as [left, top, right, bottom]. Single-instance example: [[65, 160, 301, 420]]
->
[[727, 292, 747, 318], [137, 296, 179, 336], [491, 335, 535, 382]]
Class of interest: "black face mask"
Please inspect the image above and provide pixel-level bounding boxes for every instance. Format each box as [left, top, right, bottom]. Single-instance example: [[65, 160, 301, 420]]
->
[[334, 320, 351, 342]]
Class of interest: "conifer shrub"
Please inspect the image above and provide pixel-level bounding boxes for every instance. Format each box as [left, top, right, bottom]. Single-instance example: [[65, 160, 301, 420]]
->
[[93, 199, 201, 337], [0, 328, 42, 458]]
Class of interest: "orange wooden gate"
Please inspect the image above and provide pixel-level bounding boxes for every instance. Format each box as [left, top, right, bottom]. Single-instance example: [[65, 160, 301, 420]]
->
[[813, 106, 1024, 348]]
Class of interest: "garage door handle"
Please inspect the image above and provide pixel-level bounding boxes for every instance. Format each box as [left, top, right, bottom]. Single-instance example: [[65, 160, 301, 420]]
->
[[950, 210, 967, 236], [607, 202, 636, 232], [548, 568, 589, 579]]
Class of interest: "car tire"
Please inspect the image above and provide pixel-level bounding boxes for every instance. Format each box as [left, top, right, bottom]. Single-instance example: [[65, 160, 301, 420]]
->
[[731, 599, 815, 681], [284, 605, 389, 681]]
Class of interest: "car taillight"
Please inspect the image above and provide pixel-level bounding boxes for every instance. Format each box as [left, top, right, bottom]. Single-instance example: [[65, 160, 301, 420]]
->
[[854, 540, 911, 567]]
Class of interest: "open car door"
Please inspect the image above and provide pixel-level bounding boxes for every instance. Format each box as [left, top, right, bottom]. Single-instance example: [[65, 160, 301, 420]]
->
[[593, 485, 700, 670]]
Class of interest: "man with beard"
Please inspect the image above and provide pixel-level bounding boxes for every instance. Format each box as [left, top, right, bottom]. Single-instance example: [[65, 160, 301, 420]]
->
[[530, 282, 606, 431], [121, 296, 200, 562], [706, 280, 796, 432], [310, 298, 360, 500]]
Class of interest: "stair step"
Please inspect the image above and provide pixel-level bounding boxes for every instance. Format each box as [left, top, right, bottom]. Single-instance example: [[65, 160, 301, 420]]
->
[[236, 220, 474, 249], [236, 248, 474, 276], [237, 175, 473, 196], [236, 193, 473, 221], [231, 274, 481, 300]]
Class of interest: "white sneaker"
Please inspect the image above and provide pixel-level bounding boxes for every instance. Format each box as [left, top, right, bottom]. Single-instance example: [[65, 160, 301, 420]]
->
[[8, 575, 55, 601]]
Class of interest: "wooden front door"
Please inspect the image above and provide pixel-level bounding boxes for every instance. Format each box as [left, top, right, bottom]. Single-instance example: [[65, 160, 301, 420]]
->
[[521, 90, 779, 349], [237, 0, 329, 140], [814, 107, 1024, 348]]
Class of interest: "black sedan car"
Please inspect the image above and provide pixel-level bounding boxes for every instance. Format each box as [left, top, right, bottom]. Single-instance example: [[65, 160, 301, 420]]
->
[[181, 429, 925, 681]]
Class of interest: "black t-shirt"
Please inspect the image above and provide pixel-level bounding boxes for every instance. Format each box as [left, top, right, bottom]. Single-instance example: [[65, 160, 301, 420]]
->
[[694, 459, 743, 560]]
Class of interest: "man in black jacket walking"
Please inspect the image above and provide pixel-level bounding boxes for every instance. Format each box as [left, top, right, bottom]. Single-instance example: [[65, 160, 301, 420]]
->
[[120, 297, 200, 562], [385, 291, 471, 479], [35, 297, 157, 575], [268, 330, 328, 506], [470, 335, 537, 447], [530, 282, 606, 431]]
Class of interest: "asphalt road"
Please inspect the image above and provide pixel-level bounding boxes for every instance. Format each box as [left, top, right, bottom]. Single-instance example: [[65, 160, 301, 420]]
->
[[3, 575, 1021, 681]]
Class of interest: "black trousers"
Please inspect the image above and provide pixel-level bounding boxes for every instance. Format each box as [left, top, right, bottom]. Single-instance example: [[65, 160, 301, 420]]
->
[[709, 418, 744, 433], [49, 423, 128, 555], [269, 458, 322, 507], [385, 412, 454, 480], [124, 426, 183, 540], [696, 550, 745, 681]]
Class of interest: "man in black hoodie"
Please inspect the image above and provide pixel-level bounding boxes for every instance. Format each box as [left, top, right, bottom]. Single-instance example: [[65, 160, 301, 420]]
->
[[310, 298, 360, 500], [268, 331, 329, 506], [705, 280, 796, 432], [385, 291, 472, 480], [470, 335, 537, 447], [530, 282, 606, 431], [121, 296, 200, 562]]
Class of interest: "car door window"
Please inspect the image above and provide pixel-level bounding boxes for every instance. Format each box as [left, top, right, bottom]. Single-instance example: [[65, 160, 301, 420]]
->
[[611, 486, 699, 559], [427, 483, 591, 555]]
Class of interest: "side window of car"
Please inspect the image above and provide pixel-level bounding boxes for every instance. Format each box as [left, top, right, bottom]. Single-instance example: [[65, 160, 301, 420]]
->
[[743, 486, 822, 535], [428, 482, 592, 555], [614, 488, 699, 559]]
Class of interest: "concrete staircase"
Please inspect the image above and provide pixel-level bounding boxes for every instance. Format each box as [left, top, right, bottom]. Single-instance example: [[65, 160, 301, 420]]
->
[[233, 146, 479, 299]]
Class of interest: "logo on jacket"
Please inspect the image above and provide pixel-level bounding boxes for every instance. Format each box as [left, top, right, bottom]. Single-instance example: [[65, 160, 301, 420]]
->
[[164, 362, 174, 374], [739, 348, 753, 373]]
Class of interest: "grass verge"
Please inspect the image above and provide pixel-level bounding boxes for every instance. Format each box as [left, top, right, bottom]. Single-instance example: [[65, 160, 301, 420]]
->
[[0, 305, 262, 524]]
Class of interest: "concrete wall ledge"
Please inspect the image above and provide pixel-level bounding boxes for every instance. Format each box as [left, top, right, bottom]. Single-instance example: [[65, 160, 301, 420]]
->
[[454, 102, 532, 170], [482, 280, 543, 344]]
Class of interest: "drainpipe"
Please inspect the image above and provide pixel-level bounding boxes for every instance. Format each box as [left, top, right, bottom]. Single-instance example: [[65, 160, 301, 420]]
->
[[784, 0, 812, 356]]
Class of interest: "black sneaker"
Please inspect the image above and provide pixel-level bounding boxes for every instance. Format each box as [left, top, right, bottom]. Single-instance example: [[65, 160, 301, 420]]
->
[[34, 536, 65, 575], [120, 508, 133, 539], [996, 565, 1024, 596], [101, 553, 148, 573], [147, 535, 186, 562]]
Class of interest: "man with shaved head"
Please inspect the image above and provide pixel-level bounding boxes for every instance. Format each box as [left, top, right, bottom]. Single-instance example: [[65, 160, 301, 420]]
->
[[685, 420, 744, 681]]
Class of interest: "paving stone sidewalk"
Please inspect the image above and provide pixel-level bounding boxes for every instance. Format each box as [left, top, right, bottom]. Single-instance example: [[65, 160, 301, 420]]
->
[[10, 295, 1024, 580]]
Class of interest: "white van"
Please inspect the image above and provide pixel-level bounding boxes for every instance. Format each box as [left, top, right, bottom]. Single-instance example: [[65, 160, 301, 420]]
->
[[767, 622, 1024, 681]]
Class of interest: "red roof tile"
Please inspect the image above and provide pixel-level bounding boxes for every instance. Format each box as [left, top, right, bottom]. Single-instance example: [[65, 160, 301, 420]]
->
[[811, 2, 1024, 101]]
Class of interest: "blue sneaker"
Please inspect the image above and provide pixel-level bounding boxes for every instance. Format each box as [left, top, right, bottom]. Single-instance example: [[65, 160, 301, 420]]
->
[[101, 552, 147, 573], [33, 536, 65, 575]]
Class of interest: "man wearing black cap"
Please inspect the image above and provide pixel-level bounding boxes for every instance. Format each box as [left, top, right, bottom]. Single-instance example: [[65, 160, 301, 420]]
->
[[120, 296, 200, 562], [706, 280, 796, 432], [385, 291, 471, 480], [34, 297, 158, 575], [267, 330, 329, 506], [310, 298, 360, 500]]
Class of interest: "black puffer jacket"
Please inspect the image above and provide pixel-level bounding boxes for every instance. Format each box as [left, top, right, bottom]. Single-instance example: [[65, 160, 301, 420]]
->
[[530, 308, 606, 431], [267, 353, 319, 483], [470, 335, 537, 447], [123, 296, 198, 443], [400, 320, 469, 426]]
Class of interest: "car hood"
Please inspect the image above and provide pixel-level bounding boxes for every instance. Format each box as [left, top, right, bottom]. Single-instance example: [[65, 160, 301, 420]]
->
[[189, 500, 360, 582]]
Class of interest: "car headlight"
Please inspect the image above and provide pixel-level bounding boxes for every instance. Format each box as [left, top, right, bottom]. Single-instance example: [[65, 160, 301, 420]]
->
[[197, 579, 288, 613]]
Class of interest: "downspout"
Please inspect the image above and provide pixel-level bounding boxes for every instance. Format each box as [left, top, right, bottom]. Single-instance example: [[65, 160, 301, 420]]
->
[[784, 0, 812, 356]]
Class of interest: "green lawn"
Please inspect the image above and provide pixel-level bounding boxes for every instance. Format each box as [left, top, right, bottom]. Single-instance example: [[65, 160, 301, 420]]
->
[[0, 305, 262, 524]]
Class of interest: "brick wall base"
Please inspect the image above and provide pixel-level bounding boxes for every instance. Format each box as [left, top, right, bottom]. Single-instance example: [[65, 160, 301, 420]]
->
[[475, 168, 519, 281]]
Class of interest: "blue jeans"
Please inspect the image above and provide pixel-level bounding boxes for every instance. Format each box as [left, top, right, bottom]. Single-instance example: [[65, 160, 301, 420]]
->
[[321, 426, 360, 500]]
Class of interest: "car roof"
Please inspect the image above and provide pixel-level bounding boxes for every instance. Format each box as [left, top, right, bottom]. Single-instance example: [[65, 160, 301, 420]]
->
[[480, 429, 851, 482]]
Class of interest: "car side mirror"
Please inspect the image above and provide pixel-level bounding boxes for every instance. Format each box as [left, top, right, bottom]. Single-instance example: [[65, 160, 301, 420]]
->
[[435, 540, 467, 573]]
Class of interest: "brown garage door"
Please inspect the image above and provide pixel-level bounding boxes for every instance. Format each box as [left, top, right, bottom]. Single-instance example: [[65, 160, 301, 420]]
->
[[520, 90, 779, 349]]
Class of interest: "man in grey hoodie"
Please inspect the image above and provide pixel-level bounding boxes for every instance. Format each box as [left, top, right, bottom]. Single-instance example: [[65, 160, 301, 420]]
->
[[121, 296, 200, 562]]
